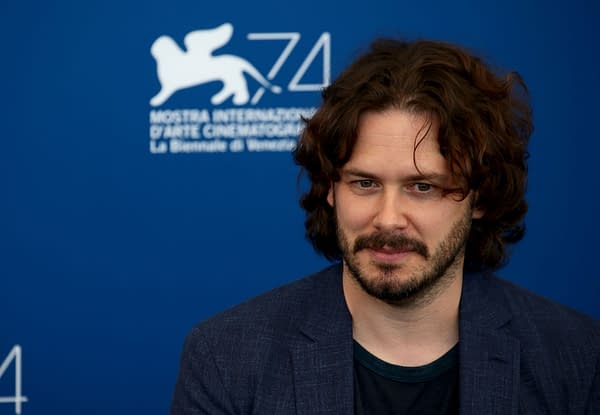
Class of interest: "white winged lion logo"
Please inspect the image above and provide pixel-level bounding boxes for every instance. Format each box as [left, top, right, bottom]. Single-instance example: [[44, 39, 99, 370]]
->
[[150, 23, 281, 106]]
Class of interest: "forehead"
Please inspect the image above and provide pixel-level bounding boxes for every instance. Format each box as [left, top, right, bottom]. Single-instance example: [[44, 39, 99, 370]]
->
[[345, 109, 447, 174]]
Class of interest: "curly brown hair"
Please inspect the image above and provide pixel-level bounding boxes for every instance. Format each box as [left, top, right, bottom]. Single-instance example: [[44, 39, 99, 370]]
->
[[293, 38, 533, 271]]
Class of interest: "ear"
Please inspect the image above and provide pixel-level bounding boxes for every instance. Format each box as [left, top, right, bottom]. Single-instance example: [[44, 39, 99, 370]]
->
[[472, 207, 485, 220], [327, 184, 334, 208], [470, 191, 484, 219]]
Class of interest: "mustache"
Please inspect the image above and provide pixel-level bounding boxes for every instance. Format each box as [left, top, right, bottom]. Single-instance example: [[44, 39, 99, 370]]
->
[[353, 232, 429, 258]]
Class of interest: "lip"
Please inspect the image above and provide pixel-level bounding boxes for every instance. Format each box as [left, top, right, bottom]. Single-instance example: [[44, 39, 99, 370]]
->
[[366, 248, 413, 262]]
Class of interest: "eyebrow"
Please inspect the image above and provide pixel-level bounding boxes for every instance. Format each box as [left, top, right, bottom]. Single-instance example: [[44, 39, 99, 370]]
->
[[340, 168, 377, 178], [340, 168, 449, 182]]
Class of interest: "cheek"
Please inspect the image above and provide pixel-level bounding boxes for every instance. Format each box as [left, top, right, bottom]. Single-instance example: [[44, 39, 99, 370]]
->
[[334, 193, 376, 232], [422, 204, 471, 241]]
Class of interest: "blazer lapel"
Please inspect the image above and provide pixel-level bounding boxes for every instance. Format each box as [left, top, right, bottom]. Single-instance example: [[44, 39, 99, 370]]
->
[[291, 338, 354, 414], [288, 267, 522, 414], [459, 321, 520, 414], [459, 272, 520, 415], [290, 265, 354, 415]]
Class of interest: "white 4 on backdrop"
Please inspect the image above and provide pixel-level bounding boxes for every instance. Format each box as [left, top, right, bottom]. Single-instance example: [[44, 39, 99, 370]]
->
[[0, 346, 27, 415]]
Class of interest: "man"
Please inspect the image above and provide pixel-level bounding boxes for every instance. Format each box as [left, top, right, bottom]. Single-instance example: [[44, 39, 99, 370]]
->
[[170, 39, 600, 414]]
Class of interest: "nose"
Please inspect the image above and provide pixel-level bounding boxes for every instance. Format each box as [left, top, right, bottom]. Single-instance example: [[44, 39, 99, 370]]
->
[[372, 188, 410, 231]]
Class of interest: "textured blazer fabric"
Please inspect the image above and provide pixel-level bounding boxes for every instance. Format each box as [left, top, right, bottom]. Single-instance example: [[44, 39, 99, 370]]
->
[[170, 265, 600, 414]]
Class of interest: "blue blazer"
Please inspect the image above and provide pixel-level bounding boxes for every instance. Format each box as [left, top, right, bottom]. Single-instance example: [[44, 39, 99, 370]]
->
[[170, 265, 600, 414]]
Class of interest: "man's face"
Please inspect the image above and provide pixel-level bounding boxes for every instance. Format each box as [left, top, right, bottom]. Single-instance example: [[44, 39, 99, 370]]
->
[[328, 109, 483, 305]]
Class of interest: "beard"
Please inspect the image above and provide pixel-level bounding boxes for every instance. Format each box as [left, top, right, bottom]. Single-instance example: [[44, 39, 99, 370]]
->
[[337, 208, 472, 306]]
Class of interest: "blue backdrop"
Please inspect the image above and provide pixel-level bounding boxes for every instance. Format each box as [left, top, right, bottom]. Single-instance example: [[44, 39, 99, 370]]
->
[[1, 1, 599, 414]]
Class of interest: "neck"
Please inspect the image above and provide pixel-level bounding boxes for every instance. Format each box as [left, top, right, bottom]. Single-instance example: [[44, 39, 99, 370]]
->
[[343, 263, 463, 367]]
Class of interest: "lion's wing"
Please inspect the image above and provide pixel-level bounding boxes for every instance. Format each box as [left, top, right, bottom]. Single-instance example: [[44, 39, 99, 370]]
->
[[184, 23, 233, 54]]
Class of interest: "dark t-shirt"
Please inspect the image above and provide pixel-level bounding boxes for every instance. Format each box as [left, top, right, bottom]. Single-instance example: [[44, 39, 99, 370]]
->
[[353, 341, 459, 415]]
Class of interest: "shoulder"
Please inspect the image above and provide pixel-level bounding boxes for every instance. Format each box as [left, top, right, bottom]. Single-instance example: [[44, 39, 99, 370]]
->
[[194, 264, 342, 337], [171, 265, 350, 413], [173, 265, 345, 410], [491, 275, 600, 411], [462, 270, 600, 368], [471, 272, 600, 382], [181, 264, 346, 369], [462, 272, 600, 411], [485, 272, 600, 341]]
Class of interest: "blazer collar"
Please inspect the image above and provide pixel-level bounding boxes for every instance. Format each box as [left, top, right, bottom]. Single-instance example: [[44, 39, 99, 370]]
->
[[458, 271, 520, 415], [289, 266, 522, 415]]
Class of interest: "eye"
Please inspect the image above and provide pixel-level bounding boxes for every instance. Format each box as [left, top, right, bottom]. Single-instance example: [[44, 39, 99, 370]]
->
[[356, 179, 376, 188], [405, 182, 445, 200], [348, 179, 380, 194], [412, 183, 433, 192]]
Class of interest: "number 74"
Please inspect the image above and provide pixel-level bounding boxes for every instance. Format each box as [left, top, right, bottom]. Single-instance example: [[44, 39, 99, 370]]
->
[[247, 32, 331, 104]]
